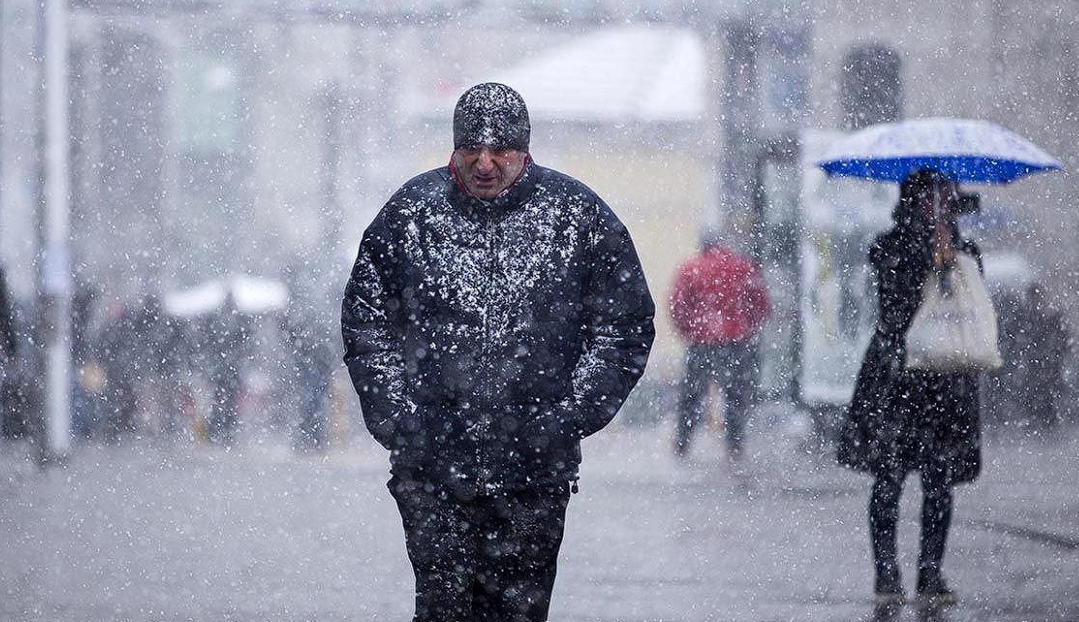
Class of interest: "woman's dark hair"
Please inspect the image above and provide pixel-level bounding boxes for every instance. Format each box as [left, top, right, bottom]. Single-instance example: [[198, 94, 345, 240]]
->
[[893, 167, 950, 229]]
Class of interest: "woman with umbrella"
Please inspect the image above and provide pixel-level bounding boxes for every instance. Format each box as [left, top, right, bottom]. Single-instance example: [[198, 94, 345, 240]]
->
[[823, 118, 1060, 608], [837, 168, 980, 606]]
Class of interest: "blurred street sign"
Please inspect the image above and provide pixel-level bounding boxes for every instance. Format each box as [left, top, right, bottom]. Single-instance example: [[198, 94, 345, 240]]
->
[[960, 204, 1016, 231]]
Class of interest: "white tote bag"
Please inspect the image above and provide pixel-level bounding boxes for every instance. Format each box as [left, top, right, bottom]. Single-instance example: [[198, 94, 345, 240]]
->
[[905, 253, 1004, 372]]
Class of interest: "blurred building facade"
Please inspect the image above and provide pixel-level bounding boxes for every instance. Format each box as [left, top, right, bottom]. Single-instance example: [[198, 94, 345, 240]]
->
[[0, 0, 1076, 382]]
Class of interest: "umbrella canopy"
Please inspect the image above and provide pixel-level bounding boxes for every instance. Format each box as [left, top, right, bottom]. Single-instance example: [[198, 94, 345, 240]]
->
[[817, 118, 1062, 184], [163, 274, 289, 317]]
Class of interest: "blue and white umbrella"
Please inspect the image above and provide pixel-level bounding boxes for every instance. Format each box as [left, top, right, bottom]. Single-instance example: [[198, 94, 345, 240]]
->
[[817, 118, 1062, 184]]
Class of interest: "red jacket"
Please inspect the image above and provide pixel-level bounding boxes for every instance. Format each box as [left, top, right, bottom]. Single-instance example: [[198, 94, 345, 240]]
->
[[669, 246, 770, 345]]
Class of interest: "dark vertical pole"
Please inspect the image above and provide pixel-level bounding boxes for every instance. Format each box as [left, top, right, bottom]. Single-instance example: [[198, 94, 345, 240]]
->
[[0, 2, 5, 242], [319, 82, 342, 271], [33, 0, 48, 453], [721, 18, 760, 234], [35, 0, 72, 461]]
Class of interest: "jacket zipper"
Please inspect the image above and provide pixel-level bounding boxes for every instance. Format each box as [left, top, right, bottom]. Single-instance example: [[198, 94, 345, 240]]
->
[[477, 217, 498, 495]]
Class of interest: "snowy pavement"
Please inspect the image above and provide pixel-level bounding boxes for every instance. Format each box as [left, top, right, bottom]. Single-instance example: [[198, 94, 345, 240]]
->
[[1, 415, 1077, 622]]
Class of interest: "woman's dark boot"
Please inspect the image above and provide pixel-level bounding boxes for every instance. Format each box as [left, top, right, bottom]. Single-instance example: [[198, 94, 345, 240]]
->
[[874, 567, 906, 605], [916, 567, 956, 606]]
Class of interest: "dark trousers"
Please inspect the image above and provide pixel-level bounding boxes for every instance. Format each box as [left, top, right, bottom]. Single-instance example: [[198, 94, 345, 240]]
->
[[869, 467, 953, 583], [675, 343, 755, 452], [208, 375, 239, 445], [389, 475, 571, 622], [296, 374, 329, 449]]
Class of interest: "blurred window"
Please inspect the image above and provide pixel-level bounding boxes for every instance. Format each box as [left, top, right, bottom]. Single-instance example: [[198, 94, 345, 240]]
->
[[840, 44, 902, 130], [174, 51, 240, 154]]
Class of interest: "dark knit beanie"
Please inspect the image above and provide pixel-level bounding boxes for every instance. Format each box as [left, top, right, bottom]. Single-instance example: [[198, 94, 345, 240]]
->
[[453, 83, 530, 152]]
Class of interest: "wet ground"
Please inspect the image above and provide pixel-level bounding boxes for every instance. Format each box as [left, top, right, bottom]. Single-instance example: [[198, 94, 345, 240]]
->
[[2, 411, 1077, 621]]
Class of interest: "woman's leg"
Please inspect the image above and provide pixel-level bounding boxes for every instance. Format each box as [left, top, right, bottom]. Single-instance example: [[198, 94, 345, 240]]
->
[[918, 468, 954, 590], [674, 346, 711, 455], [869, 473, 904, 589]]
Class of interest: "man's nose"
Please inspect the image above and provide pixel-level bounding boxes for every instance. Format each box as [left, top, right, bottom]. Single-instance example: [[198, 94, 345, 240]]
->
[[476, 148, 495, 170]]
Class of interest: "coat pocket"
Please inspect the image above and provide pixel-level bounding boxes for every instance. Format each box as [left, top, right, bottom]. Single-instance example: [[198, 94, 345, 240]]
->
[[386, 405, 429, 469], [496, 403, 579, 480]]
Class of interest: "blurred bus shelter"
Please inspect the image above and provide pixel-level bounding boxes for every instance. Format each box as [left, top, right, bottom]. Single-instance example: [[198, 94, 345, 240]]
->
[[753, 130, 1074, 442]]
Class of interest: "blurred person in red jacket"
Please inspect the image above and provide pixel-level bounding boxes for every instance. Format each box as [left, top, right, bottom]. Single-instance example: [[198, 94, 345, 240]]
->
[[669, 228, 770, 458]]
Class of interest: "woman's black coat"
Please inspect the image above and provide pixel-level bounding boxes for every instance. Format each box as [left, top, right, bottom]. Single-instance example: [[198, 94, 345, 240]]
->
[[837, 219, 982, 485]]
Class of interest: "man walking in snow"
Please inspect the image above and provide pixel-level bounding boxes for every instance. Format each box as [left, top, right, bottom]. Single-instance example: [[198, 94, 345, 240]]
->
[[342, 82, 655, 622], [669, 228, 770, 459]]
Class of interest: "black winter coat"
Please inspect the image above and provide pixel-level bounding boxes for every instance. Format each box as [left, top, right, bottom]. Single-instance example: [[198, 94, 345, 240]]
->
[[342, 159, 655, 495], [837, 224, 982, 485]]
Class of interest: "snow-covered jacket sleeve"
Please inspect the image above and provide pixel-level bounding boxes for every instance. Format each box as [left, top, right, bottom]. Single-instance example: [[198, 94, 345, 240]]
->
[[341, 209, 415, 451], [668, 263, 697, 340], [558, 200, 656, 439]]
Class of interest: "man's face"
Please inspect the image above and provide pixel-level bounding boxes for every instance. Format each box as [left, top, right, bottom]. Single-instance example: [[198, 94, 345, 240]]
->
[[453, 145, 527, 199]]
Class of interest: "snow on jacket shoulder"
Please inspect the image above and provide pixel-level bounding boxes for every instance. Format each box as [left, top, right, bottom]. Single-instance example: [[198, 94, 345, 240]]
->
[[341, 160, 655, 491]]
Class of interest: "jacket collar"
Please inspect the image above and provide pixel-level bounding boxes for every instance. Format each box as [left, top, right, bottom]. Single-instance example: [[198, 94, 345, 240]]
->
[[448, 154, 539, 224]]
